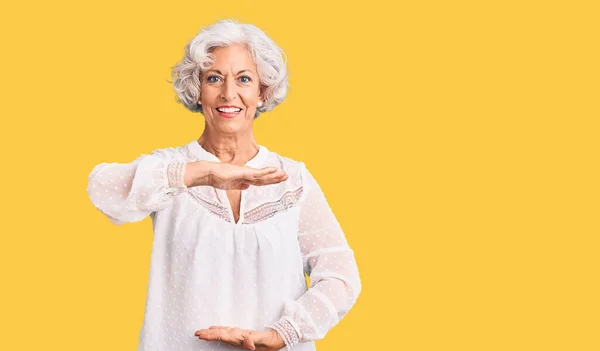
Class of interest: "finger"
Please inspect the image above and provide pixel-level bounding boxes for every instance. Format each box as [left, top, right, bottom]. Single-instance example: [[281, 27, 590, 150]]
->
[[243, 168, 278, 182], [253, 170, 286, 181], [195, 328, 223, 341], [199, 328, 240, 345], [260, 166, 278, 173], [252, 172, 288, 186], [244, 167, 277, 179]]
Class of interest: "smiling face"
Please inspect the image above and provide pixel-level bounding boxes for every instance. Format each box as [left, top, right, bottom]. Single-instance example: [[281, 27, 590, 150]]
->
[[198, 43, 263, 134]]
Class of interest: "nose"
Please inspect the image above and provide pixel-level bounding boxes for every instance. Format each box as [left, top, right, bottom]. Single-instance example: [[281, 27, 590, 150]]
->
[[220, 77, 237, 101]]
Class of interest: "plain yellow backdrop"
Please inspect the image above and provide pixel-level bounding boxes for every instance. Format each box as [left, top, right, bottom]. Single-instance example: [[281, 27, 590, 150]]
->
[[1, 0, 598, 350]]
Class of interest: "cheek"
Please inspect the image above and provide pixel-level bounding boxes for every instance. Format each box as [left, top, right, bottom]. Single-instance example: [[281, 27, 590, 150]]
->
[[200, 86, 218, 101], [241, 92, 260, 106]]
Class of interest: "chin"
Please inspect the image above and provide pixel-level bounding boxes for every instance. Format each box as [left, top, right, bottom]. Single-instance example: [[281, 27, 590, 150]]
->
[[217, 122, 247, 134]]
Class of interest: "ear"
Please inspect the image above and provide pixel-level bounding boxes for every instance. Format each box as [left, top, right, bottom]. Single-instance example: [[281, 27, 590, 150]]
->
[[258, 84, 267, 100]]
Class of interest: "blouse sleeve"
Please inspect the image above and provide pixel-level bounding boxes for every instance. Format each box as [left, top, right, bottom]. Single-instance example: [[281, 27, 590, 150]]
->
[[267, 163, 362, 349], [86, 147, 189, 225]]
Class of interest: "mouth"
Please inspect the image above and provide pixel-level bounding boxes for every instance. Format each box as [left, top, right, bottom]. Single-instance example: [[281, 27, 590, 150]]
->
[[216, 106, 242, 118]]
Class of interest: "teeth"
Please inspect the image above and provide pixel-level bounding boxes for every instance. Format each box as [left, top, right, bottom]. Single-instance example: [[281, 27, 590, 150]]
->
[[217, 107, 241, 113]]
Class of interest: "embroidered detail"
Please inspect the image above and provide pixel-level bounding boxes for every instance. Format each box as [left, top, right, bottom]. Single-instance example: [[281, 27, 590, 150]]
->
[[242, 186, 303, 224], [186, 186, 303, 225], [266, 317, 301, 350], [186, 190, 232, 223], [166, 162, 186, 188]]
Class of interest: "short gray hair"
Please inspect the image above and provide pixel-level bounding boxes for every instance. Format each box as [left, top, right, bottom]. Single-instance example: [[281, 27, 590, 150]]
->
[[169, 19, 289, 119]]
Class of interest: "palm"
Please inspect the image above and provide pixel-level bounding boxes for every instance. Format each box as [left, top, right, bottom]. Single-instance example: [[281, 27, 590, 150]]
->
[[195, 326, 285, 351], [209, 163, 288, 190]]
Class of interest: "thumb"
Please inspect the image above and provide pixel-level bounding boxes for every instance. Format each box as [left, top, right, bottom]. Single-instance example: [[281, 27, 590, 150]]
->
[[243, 334, 256, 350]]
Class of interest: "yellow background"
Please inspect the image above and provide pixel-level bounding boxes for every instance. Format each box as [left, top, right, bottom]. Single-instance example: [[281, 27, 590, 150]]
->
[[1, 0, 598, 350]]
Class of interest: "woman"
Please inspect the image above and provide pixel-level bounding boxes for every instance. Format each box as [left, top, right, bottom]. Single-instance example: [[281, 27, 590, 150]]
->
[[87, 19, 361, 351]]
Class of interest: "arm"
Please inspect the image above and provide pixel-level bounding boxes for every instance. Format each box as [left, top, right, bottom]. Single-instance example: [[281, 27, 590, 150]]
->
[[86, 148, 211, 225], [267, 163, 362, 349]]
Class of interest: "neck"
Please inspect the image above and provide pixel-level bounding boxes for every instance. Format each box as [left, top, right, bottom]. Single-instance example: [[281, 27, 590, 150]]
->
[[197, 128, 260, 166]]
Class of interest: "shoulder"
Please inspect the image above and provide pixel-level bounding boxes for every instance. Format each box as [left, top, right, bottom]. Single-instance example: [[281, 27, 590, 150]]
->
[[263, 149, 306, 175]]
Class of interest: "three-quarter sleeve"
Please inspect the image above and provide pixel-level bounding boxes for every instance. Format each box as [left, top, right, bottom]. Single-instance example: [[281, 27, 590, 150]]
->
[[86, 147, 189, 225], [267, 163, 362, 349]]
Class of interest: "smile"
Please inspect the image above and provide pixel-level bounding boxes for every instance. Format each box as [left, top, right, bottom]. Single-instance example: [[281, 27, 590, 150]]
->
[[216, 107, 242, 118], [216, 107, 242, 113]]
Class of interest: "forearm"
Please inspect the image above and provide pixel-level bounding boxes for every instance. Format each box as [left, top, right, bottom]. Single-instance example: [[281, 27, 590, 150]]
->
[[184, 161, 214, 187]]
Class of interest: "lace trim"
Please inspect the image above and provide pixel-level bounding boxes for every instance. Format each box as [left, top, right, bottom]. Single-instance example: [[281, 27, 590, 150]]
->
[[186, 190, 232, 223], [186, 186, 303, 225], [166, 162, 187, 188], [266, 317, 301, 350], [242, 186, 303, 224]]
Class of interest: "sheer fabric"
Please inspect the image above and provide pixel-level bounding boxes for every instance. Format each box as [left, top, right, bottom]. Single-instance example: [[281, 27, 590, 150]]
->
[[87, 140, 361, 350]]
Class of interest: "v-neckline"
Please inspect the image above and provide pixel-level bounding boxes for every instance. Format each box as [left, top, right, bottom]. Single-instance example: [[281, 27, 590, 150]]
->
[[226, 189, 242, 224]]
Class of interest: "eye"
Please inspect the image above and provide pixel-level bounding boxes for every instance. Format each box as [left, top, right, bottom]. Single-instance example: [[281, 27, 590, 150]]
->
[[207, 75, 221, 83], [239, 76, 252, 83]]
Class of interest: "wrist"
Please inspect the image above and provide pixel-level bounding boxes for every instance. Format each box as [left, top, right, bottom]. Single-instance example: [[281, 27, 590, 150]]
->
[[184, 161, 213, 187], [266, 318, 301, 350], [265, 329, 285, 350]]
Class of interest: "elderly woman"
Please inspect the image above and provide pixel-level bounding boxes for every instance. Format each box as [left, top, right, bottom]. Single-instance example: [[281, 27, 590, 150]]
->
[[87, 19, 361, 351]]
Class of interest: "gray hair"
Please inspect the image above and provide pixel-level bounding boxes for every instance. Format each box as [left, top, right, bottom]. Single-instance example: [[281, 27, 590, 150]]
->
[[169, 19, 289, 119]]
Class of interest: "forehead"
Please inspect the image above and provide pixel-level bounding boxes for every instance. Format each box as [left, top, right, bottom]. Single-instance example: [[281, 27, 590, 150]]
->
[[209, 43, 257, 72]]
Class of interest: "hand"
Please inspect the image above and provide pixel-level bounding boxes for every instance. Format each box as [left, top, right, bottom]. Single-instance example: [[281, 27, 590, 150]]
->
[[206, 162, 288, 190], [195, 326, 286, 351]]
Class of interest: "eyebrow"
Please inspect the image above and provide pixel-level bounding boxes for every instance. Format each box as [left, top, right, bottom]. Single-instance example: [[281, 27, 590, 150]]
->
[[206, 69, 252, 75]]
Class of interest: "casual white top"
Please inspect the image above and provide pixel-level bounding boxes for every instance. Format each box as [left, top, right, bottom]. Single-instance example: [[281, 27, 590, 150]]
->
[[86, 140, 362, 351]]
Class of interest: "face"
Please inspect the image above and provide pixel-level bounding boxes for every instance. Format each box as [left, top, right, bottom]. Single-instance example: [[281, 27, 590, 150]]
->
[[199, 43, 263, 134]]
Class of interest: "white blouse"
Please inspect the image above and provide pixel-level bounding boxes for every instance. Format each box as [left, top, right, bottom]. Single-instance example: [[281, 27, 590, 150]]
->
[[87, 140, 362, 351]]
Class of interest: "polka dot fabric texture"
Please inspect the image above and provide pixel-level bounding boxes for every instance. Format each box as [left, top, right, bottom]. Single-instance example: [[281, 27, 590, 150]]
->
[[87, 140, 362, 351]]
